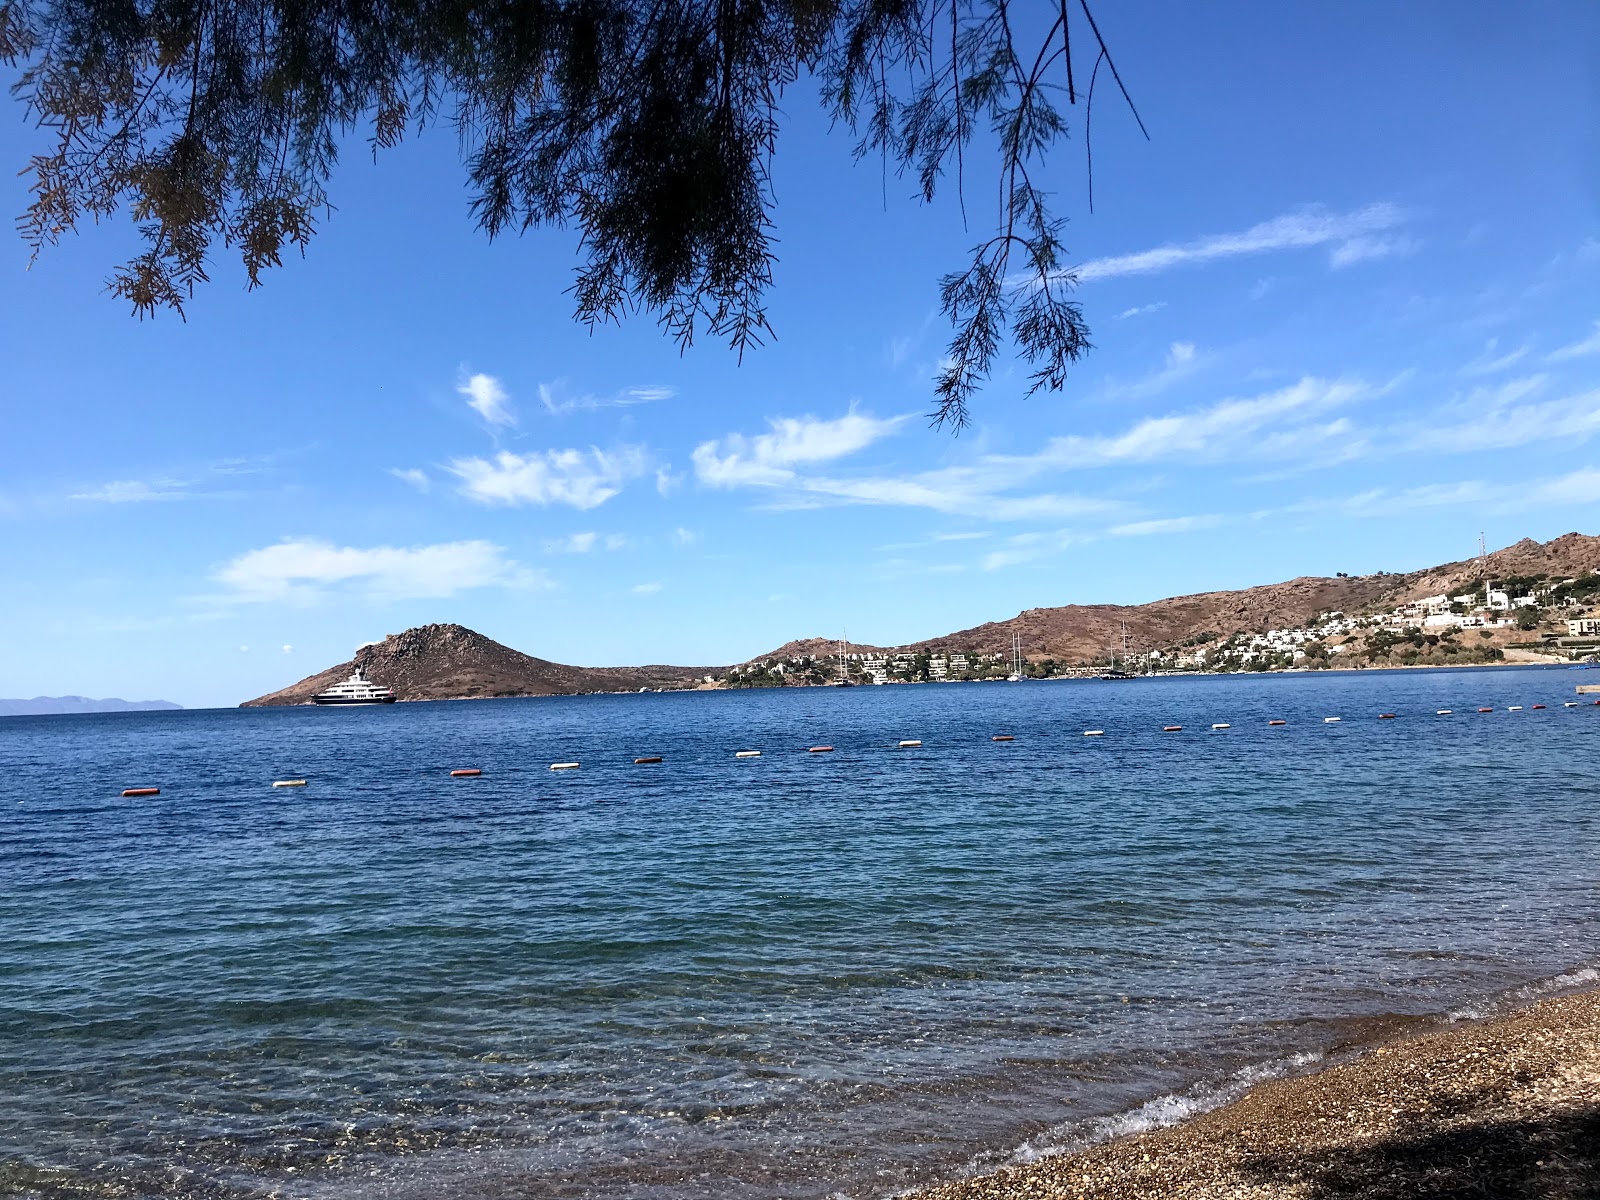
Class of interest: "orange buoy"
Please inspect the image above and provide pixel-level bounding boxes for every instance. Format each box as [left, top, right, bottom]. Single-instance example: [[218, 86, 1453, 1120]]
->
[[634, 756, 663, 764], [1477, 707, 1493, 713], [450, 768, 482, 777], [121, 787, 160, 797], [991, 735, 1015, 741], [1378, 713, 1397, 719], [1267, 720, 1287, 726], [808, 746, 834, 753], [1162, 725, 1182, 732], [1531, 704, 1546, 710]]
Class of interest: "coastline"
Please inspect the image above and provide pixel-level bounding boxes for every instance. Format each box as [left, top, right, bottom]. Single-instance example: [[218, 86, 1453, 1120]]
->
[[911, 978, 1600, 1200]]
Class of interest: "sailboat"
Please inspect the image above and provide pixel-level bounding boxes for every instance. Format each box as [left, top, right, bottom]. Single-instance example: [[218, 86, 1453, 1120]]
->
[[1007, 631, 1024, 682], [1098, 619, 1135, 680], [829, 635, 855, 686]]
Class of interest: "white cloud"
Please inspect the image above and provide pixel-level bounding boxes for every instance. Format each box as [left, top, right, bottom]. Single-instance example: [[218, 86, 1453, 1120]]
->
[[545, 531, 629, 553], [1115, 302, 1167, 319], [1072, 204, 1413, 283], [390, 467, 431, 492], [547, 531, 599, 553], [671, 527, 699, 547], [1316, 467, 1600, 518], [1547, 321, 1600, 363], [281, 644, 293, 654], [1403, 378, 1600, 454], [448, 446, 648, 508], [1461, 339, 1530, 377], [1167, 341, 1196, 367], [71, 478, 191, 503], [1108, 514, 1226, 537], [693, 411, 909, 488], [538, 381, 676, 414], [458, 373, 515, 426], [1328, 234, 1418, 268], [215, 538, 540, 603], [631, 581, 663, 595], [1005, 377, 1369, 469]]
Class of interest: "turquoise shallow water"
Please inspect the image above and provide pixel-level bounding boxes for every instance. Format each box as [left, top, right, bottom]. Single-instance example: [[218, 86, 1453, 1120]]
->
[[2, 666, 1599, 1199]]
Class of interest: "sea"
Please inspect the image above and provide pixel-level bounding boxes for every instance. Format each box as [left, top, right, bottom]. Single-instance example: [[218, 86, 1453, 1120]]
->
[[3, 665, 1598, 1200]]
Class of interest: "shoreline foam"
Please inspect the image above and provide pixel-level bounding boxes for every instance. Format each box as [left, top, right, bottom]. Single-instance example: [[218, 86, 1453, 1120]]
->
[[909, 979, 1600, 1200]]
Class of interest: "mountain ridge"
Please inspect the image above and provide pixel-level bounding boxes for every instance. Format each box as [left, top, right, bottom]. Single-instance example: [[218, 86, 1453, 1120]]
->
[[241, 532, 1600, 704], [0, 696, 182, 716]]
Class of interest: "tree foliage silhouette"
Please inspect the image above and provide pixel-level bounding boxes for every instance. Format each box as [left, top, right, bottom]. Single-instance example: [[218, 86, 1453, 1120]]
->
[[1, 0, 1143, 426]]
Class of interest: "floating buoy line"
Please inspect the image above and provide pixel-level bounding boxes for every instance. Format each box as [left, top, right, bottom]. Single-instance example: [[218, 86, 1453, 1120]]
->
[[113, 700, 1583, 795]]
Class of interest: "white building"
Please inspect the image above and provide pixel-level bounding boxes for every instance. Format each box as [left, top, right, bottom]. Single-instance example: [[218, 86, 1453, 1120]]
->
[[1568, 618, 1600, 637]]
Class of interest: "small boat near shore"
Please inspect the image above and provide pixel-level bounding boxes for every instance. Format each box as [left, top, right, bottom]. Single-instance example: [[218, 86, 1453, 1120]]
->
[[312, 667, 396, 706]]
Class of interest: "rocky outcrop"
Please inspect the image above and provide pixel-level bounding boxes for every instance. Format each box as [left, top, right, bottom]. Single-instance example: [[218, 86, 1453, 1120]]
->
[[241, 624, 717, 706]]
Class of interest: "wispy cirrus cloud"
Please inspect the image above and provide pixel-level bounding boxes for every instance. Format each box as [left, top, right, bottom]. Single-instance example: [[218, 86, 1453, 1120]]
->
[[214, 538, 543, 603], [1115, 301, 1167, 319], [390, 467, 431, 492], [448, 446, 649, 508], [692, 410, 910, 488], [1547, 320, 1600, 363], [1072, 203, 1415, 283], [544, 531, 630, 553], [1001, 377, 1371, 470], [71, 478, 195, 503], [1398, 377, 1600, 455], [1306, 467, 1600, 519], [538, 381, 676, 415], [1461, 338, 1530, 377]]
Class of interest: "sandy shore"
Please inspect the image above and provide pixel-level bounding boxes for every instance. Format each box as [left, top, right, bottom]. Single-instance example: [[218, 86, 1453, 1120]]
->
[[914, 990, 1600, 1200]]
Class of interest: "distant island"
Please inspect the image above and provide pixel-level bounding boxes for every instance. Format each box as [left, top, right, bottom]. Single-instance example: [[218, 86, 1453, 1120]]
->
[[0, 696, 182, 716], [242, 532, 1600, 706]]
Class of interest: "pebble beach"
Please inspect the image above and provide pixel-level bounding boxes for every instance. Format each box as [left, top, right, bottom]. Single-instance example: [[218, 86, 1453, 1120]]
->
[[915, 988, 1600, 1200]]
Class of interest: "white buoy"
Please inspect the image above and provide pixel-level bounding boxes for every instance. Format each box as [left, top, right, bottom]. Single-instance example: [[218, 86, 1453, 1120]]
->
[[1324, 717, 1341, 723], [550, 762, 580, 770], [1437, 709, 1453, 715], [1083, 730, 1104, 737], [898, 740, 922, 748], [1507, 706, 1523, 712], [735, 750, 761, 758], [1211, 723, 1230, 730], [271, 779, 307, 788], [1565, 702, 1581, 707]]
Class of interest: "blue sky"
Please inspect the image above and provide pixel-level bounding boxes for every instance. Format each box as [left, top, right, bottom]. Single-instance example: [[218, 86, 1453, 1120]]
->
[[2, 1, 1598, 707]]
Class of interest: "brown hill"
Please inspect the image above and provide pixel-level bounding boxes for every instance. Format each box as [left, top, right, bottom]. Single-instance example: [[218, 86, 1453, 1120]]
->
[[241, 624, 716, 706], [778, 532, 1600, 665]]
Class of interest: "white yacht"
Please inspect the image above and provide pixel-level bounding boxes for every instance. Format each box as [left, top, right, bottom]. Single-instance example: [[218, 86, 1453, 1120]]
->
[[312, 667, 397, 706]]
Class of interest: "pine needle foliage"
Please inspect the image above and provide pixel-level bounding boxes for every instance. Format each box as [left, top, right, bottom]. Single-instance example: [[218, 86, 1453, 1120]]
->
[[1, 0, 1140, 426]]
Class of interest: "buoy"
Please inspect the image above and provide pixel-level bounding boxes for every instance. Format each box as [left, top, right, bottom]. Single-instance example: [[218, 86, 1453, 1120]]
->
[[121, 787, 159, 797], [1162, 725, 1182, 732], [1437, 710, 1453, 715], [735, 750, 761, 758], [550, 762, 580, 771], [634, 756, 663, 764], [1531, 705, 1546, 710], [1477, 708, 1493, 713], [1565, 702, 1581, 707], [271, 779, 307, 788], [808, 746, 834, 753], [991, 735, 1015, 741], [898, 740, 922, 748], [1212, 723, 1230, 730], [1378, 713, 1397, 720], [1083, 729, 1104, 737], [450, 768, 481, 777], [1507, 706, 1523, 712], [1324, 717, 1341, 723], [1267, 720, 1287, 726]]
